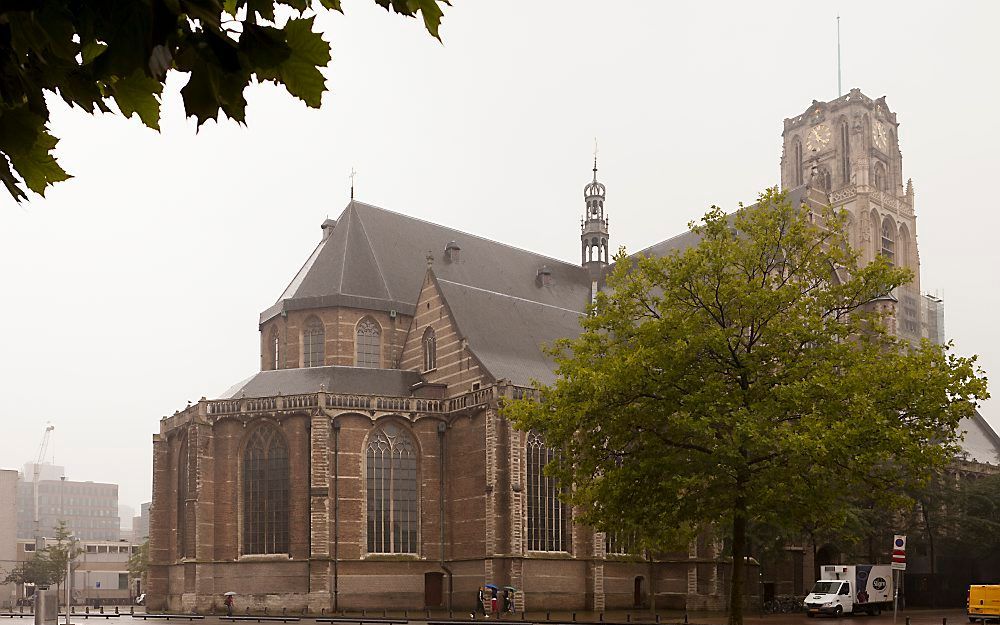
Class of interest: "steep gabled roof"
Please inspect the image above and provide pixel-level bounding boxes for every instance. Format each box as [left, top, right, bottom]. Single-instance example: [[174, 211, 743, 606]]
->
[[435, 277, 585, 387], [260, 201, 591, 324]]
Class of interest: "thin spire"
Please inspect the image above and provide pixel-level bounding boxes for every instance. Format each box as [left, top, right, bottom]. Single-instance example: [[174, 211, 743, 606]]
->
[[837, 15, 842, 97], [592, 137, 598, 181], [349, 167, 357, 200]]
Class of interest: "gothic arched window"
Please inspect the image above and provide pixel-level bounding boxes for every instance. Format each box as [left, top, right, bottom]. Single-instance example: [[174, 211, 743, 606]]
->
[[794, 139, 803, 186], [840, 120, 851, 183], [873, 161, 887, 191], [897, 225, 910, 268], [356, 318, 382, 368], [526, 431, 569, 552], [303, 317, 324, 368], [881, 217, 896, 265], [268, 327, 279, 370], [176, 433, 189, 559], [422, 327, 436, 372], [242, 423, 290, 555], [366, 424, 418, 554]]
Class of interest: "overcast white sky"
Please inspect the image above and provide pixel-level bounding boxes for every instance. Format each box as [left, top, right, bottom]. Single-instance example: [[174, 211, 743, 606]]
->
[[1, 1, 998, 511]]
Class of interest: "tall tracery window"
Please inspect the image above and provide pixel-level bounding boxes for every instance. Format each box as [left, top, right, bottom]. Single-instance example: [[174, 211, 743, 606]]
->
[[793, 140, 803, 186], [176, 434, 189, 558], [243, 423, 290, 554], [840, 121, 851, 183], [356, 318, 382, 368], [303, 317, 325, 368], [526, 431, 569, 552], [366, 424, 418, 554], [881, 217, 896, 265], [422, 327, 436, 371]]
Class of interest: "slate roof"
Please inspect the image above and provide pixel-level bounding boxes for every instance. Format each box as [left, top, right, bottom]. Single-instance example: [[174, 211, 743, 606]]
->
[[435, 277, 584, 386], [220, 365, 422, 399], [260, 201, 592, 324]]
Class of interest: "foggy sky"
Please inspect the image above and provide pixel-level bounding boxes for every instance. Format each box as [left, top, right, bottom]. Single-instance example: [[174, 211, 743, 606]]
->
[[1, 0, 997, 511]]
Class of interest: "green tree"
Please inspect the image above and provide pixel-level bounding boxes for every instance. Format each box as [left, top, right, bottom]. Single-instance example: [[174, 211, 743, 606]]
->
[[128, 540, 150, 596], [2, 551, 58, 589], [0, 0, 449, 201], [505, 188, 988, 625], [42, 521, 82, 608]]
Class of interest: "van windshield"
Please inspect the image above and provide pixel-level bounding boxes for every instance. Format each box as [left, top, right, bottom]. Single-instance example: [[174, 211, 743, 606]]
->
[[811, 581, 843, 594]]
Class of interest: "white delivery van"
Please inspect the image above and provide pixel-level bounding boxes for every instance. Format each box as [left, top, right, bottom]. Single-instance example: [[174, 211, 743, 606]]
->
[[803, 564, 894, 617]]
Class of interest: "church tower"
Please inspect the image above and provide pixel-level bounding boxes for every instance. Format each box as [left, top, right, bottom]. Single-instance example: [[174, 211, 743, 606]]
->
[[780, 89, 921, 344], [581, 157, 609, 272]]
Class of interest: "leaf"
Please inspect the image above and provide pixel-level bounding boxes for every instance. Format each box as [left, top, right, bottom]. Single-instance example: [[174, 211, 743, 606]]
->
[[113, 70, 163, 130], [239, 24, 290, 71], [318, 0, 343, 11], [0, 155, 29, 202], [82, 40, 109, 64], [0, 106, 71, 198], [277, 18, 330, 108], [409, 0, 447, 40]]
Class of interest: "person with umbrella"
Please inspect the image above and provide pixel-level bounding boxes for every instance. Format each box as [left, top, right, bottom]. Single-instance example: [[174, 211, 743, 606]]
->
[[223, 592, 236, 617], [485, 585, 499, 616], [502, 587, 516, 614]]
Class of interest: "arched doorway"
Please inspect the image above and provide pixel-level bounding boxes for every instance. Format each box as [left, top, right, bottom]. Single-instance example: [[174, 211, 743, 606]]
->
[[634, 576, 645, 608]]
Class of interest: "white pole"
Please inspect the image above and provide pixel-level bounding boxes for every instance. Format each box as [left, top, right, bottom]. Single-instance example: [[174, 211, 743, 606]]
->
[[65, 554, 70, 625], [892, 569, 898, 625]]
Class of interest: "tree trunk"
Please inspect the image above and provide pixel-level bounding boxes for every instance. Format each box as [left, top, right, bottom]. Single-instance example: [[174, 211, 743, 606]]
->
[[921, 502, 936, 608], [646, 549, 656, 614], [729, 497, 747, 625]]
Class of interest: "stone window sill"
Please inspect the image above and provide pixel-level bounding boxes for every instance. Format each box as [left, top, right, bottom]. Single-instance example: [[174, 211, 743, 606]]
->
[[239, 553, 291, 562]]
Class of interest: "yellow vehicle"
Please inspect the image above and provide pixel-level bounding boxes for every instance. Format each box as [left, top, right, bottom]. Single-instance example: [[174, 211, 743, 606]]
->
[[968, 585, 1000, 623]]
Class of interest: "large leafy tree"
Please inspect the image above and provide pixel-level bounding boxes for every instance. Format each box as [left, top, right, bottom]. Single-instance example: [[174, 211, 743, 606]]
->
[[506, 188, 988, 625], [0, 0, 448, 201]]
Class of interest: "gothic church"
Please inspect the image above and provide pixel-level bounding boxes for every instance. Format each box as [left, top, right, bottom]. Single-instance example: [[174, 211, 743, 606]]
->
[[147, 90, 1000, 613]]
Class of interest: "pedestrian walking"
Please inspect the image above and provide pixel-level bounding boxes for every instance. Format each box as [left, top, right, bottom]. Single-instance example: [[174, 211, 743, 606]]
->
[[471, 586, 488, 619], [224, 593, 234, 617]]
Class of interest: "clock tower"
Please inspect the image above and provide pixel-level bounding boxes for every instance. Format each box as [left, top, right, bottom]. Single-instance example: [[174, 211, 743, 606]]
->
[[780, 88, 922, 344]]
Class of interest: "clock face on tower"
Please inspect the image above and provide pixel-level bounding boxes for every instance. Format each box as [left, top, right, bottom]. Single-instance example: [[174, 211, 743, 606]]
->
[[805, 124, 832, 152], [872, 120, 888, 150]]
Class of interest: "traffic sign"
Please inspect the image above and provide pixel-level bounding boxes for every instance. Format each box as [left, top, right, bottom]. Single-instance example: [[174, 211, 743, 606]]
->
[[891, 562, 907, 570]]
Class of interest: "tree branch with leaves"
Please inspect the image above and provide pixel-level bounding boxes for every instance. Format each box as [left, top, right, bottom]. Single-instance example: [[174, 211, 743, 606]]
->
[[0, 0, 449, 201]]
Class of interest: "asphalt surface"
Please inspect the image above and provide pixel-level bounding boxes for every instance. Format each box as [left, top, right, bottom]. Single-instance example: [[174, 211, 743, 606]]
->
[[0, 608, 977, 625]]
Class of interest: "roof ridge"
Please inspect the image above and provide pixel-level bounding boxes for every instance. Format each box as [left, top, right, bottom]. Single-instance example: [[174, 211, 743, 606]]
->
[[437, 278, 584, 314], [338, 203, 353, 292], [350, 200, 584, 270], [351, 202, 393, 300]]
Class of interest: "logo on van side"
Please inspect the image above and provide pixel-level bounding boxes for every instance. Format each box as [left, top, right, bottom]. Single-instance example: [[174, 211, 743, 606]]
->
[[873, 578, 887, 591]]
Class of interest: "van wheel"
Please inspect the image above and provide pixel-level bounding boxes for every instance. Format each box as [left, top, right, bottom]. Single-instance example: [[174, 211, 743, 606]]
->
[[871, 606, 881, 616], [835, 606, 843, 617]]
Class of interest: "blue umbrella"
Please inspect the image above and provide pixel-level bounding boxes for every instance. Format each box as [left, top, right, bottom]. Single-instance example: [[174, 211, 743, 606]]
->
[[484, 584, 499, 591]]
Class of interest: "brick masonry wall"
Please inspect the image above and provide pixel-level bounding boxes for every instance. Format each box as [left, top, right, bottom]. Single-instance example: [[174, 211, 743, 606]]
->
[[260, 307, 410, 371], [150, 398, 741, 612], [399, 273, 487, 395]]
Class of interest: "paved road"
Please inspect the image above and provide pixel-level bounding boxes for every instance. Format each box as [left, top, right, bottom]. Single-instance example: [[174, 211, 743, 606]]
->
[[1, 608, 976, 625]]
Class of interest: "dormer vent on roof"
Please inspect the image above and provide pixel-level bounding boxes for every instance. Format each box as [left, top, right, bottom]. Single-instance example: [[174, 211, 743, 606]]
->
[[536, 265, 553, 287], [445, 240, 461, 263], [321, 218, 337, 241]]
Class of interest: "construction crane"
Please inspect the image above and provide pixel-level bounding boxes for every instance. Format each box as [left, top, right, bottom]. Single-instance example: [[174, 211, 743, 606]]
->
[[33, 423, 55, 550]]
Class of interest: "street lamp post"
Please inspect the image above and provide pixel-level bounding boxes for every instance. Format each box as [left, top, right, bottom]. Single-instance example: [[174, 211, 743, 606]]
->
[[64, 535, 75, 625]]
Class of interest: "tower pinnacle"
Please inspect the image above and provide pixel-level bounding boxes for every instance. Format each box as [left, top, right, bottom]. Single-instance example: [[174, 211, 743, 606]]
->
[[581, 154, 609, 269]]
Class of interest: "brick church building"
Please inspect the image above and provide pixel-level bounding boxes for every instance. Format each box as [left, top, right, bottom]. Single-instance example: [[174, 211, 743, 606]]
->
[[147, 91, 1000, 613]]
